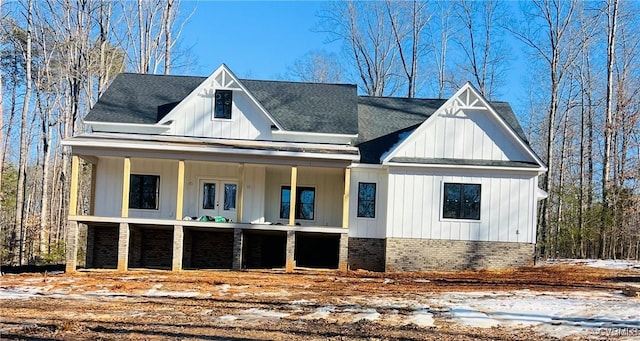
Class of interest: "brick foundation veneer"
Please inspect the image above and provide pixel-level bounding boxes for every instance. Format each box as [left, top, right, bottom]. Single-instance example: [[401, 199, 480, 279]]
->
[[385, 238, 535, 271], [348, 238, 385, 272], [88, 225, 118, 269]]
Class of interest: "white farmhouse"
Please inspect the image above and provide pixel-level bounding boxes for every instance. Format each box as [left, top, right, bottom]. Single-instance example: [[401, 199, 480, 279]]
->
[[63, 65, 547, 273]]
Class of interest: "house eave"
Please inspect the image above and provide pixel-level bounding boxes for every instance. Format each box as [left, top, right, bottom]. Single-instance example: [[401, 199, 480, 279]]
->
[[384, 161, 546, 173], [85, 120, 171, 134]]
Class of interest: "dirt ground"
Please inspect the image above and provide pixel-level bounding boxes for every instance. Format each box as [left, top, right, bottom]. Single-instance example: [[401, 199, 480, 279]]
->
[[1, 264, 639, 340]]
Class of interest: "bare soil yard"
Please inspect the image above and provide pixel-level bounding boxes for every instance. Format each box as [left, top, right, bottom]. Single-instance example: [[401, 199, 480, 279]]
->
[[1, 263, 639, 340]]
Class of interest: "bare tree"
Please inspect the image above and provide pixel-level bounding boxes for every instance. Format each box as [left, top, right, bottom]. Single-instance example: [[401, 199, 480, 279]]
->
[[510, 0, 581, 258], [287, 50, 343, 83], [319, 1, 399, 96]]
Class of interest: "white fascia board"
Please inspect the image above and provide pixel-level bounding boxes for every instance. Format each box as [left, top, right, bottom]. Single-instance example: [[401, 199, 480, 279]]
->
[[157, 64, 283, 130], [384, 161, 546, 173], [272, 130, 358, 144], [62, 138, 359, 161], [85, 121, 170, 134], [349, 163, 385, 169]]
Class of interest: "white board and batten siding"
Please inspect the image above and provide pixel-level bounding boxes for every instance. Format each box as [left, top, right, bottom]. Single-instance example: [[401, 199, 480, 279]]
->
[[348, 168, 388, 239], [264, 167, 344, 227], [392, 108, 535, 163], [168, 89, 273, 140], [92, 157, 267, 223], [386, 167, 538, 243]]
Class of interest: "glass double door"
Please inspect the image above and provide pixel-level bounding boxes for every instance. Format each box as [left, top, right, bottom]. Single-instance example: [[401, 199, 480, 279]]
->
[[198, 179, 238, 222]]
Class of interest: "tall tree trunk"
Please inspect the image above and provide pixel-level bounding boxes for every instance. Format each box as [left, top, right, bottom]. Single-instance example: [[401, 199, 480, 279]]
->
[[601, 0, 618, 258], [15, 0, 33, 266]]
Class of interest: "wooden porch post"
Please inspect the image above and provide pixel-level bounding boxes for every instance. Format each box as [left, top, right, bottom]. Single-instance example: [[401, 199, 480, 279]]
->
[[288, 166, 298, 226], [65, 155, 80, 273], [89, 164, 97, 215], [237, 164, 244, 223], [176, 160, 185, 220], [342, 167, 351, 229], [121, 157, 131, 218]]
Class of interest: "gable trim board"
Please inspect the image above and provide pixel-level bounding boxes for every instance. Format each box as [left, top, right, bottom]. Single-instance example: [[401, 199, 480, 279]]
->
[[66, 66, 546, 272]]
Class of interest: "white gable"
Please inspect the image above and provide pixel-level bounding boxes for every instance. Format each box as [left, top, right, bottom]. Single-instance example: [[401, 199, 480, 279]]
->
[[159, 64, 281, 140], [383, 83, 543, 167]]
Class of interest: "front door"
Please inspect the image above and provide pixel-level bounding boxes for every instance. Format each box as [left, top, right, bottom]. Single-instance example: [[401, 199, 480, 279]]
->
[[198, 179, 238, 222]]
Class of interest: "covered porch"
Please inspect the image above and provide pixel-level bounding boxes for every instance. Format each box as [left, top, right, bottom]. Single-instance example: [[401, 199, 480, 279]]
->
[[63, 134, 357, 273]]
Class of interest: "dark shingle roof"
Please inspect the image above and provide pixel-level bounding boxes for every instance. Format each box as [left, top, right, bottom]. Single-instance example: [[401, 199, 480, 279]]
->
[[85, 73, 205, 124], [85, 73, 532, 164], [84, 73, 359, 135], [240, 79, 358, 135]]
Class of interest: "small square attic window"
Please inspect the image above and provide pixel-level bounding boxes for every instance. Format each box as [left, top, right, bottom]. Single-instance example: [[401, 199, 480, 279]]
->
[[214, 89, 232, 119]]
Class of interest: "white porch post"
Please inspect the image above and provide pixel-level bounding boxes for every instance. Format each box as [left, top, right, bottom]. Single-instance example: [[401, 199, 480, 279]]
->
[[121, 157, 131, 218], [65, 155, 80, 273], [176, 160, 185, 220], [342, 167, 351, 229], [288, 166, 298, 226]]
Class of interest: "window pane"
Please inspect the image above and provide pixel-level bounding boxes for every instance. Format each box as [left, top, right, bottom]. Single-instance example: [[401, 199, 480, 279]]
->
[[280, 187, 290, 219], [443, 183, 462, 219], [224, 184, 237, 210], [357, 183, 376, 218], [129, 174, 159, 210], [203, 183, 216, 209], [297, 188, 315, 220], [463, 184, 481, 220], [214, 90, 232, 119]]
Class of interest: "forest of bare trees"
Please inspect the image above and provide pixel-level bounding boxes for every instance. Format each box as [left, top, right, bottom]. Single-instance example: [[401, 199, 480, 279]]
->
[[1, 0, 639, 266]]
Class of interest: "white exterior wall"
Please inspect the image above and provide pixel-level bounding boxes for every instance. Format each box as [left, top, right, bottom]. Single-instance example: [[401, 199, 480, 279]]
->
[[386, 167, 538, 243], [93, 157, 267, 223], [169, 90, 273, 140], [94, 157, 179, 219], [348, 167, 388, 239], [264, 166, 344, 226], [393, 109, 534, 163]]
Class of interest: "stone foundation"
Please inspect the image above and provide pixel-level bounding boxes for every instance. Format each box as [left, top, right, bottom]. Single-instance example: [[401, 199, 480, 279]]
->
[[385, 238, 535, 271], [348, 238, 385, 272]]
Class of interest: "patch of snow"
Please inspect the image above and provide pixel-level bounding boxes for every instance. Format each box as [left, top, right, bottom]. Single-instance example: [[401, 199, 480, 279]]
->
[[219, 315, 238, 321], [217, 284, 230, 295], [351, 308, 380, 322], [383, 278, 393, 284], [0, 287, 44, 299], [239, 308, 289, 319], [413, 279, 430, 283], [406, 309, 435, 327], [450, 307, 500, 328], [290, 299, 313, 305], [303, 306, 334, 319], [548, 258, 640, 270]]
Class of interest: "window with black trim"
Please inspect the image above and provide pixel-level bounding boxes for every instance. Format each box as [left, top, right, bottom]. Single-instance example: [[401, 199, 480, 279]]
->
[[357, 182, 376, 218], [129, 174, 160, 210], [443, 183, 480, 220], [214, 89, 232, 119], [280, 186, 315, 220]]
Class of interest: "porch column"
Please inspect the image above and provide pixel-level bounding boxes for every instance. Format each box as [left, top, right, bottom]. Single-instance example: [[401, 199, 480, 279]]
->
[[288, 166, 298, 226], [176, 160, 185, 220], [338, 233, 349, 272], [232, 228, 243, 270], [121, 157, 131, 218], [342, 167, 351, 229], [65, 155, 80, 273], [117, 222, 130, 271], [285, 230, 295, 273], [237, 164, 244, 223], [89, 164, 97, 215], [172, 225, 184, 271]]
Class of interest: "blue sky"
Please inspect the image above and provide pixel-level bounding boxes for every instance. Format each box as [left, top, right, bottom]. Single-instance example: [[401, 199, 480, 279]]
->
[[180, 1, 340, 80], [179, 1, 528, 108]]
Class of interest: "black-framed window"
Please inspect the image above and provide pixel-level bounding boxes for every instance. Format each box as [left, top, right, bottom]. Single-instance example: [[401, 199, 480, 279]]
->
[[129, 174, 160, 210], [280, 186, 315, 220], [357, 182, 376, 218], [214, 89, 232, 119], [443, 183, 481, 220]]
